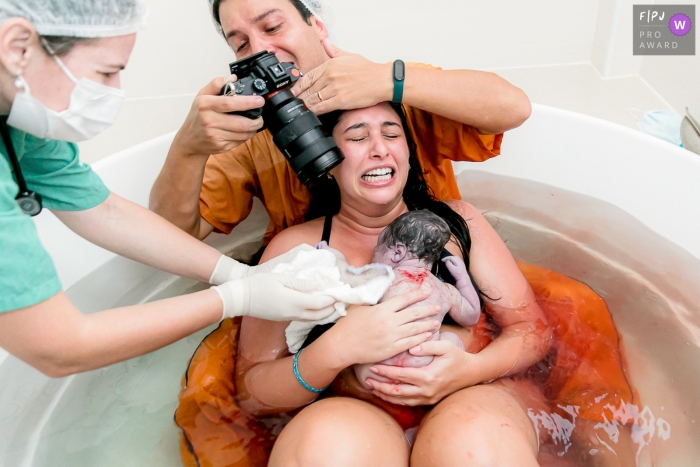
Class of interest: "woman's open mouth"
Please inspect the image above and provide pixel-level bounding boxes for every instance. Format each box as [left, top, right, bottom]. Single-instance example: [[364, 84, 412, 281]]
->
[[361, 167, 395, 183]]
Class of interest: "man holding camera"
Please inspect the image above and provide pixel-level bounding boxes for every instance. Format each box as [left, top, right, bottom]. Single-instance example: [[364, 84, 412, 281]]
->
[[150, 0, 531, 243]]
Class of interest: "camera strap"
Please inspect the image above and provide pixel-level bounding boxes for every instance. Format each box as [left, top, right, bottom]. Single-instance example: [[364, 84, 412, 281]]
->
[[0, 119, 29, 193]]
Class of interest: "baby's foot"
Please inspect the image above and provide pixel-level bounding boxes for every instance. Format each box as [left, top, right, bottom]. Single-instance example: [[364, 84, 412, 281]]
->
[[439, 331, 465, 351]]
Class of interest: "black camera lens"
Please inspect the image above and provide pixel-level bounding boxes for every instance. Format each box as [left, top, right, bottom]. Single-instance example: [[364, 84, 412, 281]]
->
[[265, 90, 343, 185], [222, 51, 344, 184]]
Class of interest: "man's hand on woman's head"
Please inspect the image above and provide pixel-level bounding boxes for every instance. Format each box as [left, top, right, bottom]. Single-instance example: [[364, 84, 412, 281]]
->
[[174, 76, 265, 158], [292, 38, 393, 115], [365, 340, 481, 406]]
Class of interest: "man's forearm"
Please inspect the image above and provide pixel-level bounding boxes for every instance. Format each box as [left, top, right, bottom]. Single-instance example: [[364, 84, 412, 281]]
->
[[150, 133, 210, 237], [403, 67, 531, 134]]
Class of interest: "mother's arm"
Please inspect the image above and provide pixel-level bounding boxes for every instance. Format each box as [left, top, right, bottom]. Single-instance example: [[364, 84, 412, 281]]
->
[[235, 226, 343, 416], [452, 200, 552, 379], [367, 201, 552, 404], [235, 226, 438, 416]]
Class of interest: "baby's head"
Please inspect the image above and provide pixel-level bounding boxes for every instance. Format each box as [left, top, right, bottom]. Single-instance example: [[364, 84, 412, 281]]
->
[[373, 211, 451, 268]]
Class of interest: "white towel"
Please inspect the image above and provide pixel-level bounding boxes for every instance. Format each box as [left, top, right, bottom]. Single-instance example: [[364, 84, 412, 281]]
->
[[272, 249, 394, 353]]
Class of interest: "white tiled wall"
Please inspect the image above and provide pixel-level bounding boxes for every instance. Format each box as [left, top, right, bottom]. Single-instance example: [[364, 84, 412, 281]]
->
[[637, 0, 700, 114], [591, 0, 644, 77], [77, 0, 699, 163], [78, 0, 235, 163], [321, 0, 600, 69]]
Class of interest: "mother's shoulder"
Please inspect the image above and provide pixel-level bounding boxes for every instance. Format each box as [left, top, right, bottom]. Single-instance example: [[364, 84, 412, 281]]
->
[[263, 217, 326, 260], [443, 199, 494, 241], [443, 199, 505, 253], [444, 199, 482, 220]]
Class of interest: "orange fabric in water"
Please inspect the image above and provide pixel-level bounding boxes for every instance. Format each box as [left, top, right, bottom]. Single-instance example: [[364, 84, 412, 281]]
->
[[175, 264, 636, 467], [176, 319, 276, 467], [518, 263, 637, 422]]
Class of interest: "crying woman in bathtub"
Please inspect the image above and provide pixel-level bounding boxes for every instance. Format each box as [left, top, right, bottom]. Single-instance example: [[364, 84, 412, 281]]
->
[[318, 210, 481, 390]]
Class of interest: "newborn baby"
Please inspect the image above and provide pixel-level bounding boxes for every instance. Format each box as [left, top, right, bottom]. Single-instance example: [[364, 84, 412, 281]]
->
[[335, 211, 481, 390]]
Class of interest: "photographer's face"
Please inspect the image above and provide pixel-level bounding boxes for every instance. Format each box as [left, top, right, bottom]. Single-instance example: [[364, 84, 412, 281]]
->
[[218, 0, 329, 73]]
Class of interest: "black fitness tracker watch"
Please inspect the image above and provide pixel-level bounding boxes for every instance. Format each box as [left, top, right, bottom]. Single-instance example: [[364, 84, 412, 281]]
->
[[392, 59, 405, 104]]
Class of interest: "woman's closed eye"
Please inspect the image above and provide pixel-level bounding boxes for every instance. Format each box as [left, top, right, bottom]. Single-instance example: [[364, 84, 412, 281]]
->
[[347, 133, 400, 143], [346, 131, 368, 142]]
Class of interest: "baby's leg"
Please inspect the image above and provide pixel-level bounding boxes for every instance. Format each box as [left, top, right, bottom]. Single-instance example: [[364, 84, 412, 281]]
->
[[354, 346, 437, 390], [354, 363, 397, 390], [439, 331, 465, 351], [363, 340, 435, 373], [354, 328, 458, 390], [382, 333, 463, 372], [354, 348, 430, 389]]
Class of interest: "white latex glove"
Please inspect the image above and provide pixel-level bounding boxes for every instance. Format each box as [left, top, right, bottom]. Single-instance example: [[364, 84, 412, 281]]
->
[[209, 244, 315, 285], [213, 272, 337, 321]]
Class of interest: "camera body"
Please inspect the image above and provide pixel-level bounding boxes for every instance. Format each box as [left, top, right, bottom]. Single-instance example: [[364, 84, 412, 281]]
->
[[221, 51, 302, 119], [221, 51, 343, 185]]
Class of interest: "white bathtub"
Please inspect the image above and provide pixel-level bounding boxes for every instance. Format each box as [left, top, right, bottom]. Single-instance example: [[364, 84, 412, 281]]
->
[[1, 104, 698, 466]]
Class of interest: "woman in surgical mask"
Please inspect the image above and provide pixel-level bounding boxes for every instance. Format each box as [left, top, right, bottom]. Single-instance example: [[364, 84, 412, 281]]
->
[[0, 0, 347, 377]]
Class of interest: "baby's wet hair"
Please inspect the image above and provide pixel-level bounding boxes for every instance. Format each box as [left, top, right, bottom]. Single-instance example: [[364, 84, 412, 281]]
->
[[379, 211, 451, 265]]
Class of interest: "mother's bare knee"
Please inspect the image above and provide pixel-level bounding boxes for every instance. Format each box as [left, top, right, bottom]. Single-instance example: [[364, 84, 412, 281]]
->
[[411, 385, 539, 467], [270, 397, 409, 467]]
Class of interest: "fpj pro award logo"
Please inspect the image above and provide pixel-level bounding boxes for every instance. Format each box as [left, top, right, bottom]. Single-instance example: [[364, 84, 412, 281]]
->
[[634, 4, 695, 55]]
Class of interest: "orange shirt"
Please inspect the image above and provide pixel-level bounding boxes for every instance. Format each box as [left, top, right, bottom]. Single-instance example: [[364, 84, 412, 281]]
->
[[199, 98, 502, 244]]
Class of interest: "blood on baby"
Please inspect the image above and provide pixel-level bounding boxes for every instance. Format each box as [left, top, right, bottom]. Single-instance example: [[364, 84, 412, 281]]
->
[[399, 269, 430, 285]]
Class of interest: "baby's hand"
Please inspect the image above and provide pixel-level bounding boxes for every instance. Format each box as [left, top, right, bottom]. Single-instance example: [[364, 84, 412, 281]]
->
[[441, 256, 469, 284], [442, 256, 480, 313]]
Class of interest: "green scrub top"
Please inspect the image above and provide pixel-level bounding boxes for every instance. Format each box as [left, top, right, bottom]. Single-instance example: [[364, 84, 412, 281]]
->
[[0, 124, 110, 313]]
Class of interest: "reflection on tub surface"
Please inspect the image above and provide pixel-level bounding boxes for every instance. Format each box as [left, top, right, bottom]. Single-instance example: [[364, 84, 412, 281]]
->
[[17, 171, 700, 467]]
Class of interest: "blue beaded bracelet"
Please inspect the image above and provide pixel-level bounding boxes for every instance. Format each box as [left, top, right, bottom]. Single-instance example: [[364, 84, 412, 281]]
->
[[293, 348, 328, 393]]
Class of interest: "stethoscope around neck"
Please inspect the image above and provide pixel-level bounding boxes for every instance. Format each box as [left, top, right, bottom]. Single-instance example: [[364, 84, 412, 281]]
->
[[0, 119, 42, 216]]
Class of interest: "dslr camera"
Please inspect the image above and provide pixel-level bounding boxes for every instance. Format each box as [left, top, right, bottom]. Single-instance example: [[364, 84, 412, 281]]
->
[[221, 51, 343, 184]]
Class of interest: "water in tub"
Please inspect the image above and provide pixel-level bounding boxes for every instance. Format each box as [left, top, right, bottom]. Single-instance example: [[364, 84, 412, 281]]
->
[[9, 170, 699, 466]]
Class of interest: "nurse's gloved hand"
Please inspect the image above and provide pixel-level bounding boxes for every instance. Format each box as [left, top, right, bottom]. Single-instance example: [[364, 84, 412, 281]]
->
[[213, 273, 337, 321], [250, 244, 315, 275], [209, 244, 315, 285]]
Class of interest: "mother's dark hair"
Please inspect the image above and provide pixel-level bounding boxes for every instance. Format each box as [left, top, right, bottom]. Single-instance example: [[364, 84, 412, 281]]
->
[[307, 103, 482, 294]]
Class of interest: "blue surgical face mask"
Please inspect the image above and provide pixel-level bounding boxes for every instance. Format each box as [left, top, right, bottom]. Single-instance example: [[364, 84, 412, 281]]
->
[[629, 109, 683, 146]]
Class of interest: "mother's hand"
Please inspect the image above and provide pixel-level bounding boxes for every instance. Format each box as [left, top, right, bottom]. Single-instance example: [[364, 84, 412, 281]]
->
[[323, 290, 440, 369], [365, 340, 483, 406]]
